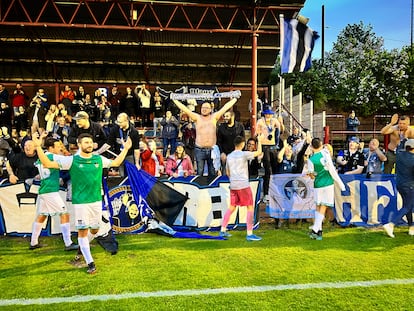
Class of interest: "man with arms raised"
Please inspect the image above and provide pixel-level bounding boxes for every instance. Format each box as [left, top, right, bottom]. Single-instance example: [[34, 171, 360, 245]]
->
[[33, 133, 132, 274], [381, 114, 414, 174], [173, 94, 240, 178]]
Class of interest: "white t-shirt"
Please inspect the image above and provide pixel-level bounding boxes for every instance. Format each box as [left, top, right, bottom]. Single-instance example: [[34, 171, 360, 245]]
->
[[226, 150, 255, 190]]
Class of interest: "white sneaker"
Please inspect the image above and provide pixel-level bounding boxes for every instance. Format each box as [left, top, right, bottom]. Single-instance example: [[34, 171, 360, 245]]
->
[[263, 195, 269, 202], [383, 223, 395, 238], [408, 226, 414, 236]]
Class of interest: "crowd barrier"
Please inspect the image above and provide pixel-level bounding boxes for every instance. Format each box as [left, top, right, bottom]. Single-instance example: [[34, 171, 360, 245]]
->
[[268, 174, 407, 227], [0, 176, 261, 236]]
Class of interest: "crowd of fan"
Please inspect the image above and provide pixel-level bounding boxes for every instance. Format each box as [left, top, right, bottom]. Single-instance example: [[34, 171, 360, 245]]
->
[[0, 83, 409, 188]]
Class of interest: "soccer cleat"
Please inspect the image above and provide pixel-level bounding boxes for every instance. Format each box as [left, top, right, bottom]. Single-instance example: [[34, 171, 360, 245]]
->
[[309, 230, 322, 241], [87, 262, 97, 274], [408, 226, 414, 236], [64, 243, 79, 251], [383, 223, 395, 238], [219, 231, 232, 238], [29, 244, 43, 250], [246, 234, 262, 241]]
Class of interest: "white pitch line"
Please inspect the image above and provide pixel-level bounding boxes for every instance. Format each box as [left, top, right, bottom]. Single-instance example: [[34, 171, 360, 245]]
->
[[1, 278, 414, 306]]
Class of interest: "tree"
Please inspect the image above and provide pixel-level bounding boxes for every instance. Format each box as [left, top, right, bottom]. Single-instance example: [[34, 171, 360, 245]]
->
[[321, 22, 410, 115]]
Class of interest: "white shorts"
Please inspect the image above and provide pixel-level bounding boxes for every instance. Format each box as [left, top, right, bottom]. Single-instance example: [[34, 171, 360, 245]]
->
[[314, 185, 335, 207], [73, 201, 102, 230], [37, 192, 68, 216]]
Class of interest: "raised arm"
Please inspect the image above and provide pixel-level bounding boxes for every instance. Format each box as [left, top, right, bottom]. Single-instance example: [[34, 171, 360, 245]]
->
[[172, 100, 199, 121], [214, 98, 237, 121], [381, 113, 399, 135], [110, 137, 132, 167], [32, 133, 59, 169]]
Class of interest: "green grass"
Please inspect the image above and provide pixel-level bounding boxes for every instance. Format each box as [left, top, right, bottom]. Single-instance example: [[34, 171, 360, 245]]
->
[[1, 223, 413, 310]]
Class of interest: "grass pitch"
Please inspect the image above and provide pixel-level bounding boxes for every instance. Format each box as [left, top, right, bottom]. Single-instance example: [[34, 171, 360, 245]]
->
[[0, 222, 413, 310]]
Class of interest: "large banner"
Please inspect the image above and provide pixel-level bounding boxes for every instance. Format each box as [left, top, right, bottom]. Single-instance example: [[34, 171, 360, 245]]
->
[[0, 176, 261, 235], [267, 174, 315, 219], [268, 173, 407, 227]]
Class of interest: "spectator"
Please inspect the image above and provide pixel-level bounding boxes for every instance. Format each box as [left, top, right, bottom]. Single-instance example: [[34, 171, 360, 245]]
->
[[278, 139, 295, 173], [120, 87, 138, 120], [108, 84, 122, 118], [165, 142, 194, 177], [245, 137, 262, 179], [72, 85, 86, 115], [31, 88, 48, 108], [135, 84, 152, 127], [45, 104, 59, 132], [27, 97, 47, 135], [105, 112, 141, 176], [67, 111, 107, 151], [0, 102, 13, 133], [346, 110, 360, 132], [0, 84, 9, 104], [82, 94, 98, 122], [380, 114, 414, 174], [29, 135, 78, 251], [336, 136, 364, 174], [152, 90, 164, 137], [217, 110, 245, 175], [52, 116, 71, 150], [180, 113, 196, 163], [160, 110, 180, 158], [287, 126, 301, 146], [173, 94, 239, 178], [14, 106, 29, 133], [307, 138, 346, 240], [383, 139, 414, 238], [59, 85, 75, 113], [255, 107, 284, 202], [6, 139, 39, 184], [10, 83, 28, 117], [139, 139, 164, 177], [364, 138, 387, 176]]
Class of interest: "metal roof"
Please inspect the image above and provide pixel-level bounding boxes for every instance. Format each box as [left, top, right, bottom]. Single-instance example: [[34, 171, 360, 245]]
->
[[0, 0, 305, 87]]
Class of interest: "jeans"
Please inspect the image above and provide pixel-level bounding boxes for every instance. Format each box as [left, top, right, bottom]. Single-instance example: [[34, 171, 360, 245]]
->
[[262, 145, 279, 195], [162, 137, 176, 157], [194, 146, 215, 177]]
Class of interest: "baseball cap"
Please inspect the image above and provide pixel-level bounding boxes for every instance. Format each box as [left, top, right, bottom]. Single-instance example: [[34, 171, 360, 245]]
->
[[348, 136, 359, 143], [176, 142, 185, 147], [404, 139, 414, 149], [72, 111, 89, 120]]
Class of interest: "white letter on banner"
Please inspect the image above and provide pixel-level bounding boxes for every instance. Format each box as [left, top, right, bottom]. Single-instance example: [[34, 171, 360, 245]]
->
[[365, 180, 395, 225], [335, 179, 362, 223]]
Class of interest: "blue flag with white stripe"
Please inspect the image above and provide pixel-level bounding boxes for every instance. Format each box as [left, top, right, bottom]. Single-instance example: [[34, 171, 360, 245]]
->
[[281, 18, 319, 74]]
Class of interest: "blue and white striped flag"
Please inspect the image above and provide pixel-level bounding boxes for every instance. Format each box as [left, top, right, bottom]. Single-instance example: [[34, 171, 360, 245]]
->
[[280, 18, 319, 74]]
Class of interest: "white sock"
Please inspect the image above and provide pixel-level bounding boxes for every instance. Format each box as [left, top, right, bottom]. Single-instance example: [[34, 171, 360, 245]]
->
[[87, 231, 96, 242], [78, 237, 94, 264], [314, 212, 325, 232], [60, 222, 73, 247], [30, 222, 43, 246]]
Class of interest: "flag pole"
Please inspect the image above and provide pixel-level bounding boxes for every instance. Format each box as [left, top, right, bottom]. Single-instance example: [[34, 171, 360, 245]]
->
[[279, 14, 285, 116]]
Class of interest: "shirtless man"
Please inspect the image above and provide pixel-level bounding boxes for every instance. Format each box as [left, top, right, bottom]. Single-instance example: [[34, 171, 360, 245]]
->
[[381, 114, 414, 174], [173, 95, 239, 178]]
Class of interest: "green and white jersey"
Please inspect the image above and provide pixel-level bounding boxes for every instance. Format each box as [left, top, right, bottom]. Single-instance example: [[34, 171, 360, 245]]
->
[[35, 152, 61, 194], [308, 151, 334, 189], [55, 154, 112, 204]]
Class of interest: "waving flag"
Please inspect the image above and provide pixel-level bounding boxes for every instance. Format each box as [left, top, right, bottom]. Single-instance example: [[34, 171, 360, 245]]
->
[[124, 162, 225, 240], [280, 17, 319, 74]]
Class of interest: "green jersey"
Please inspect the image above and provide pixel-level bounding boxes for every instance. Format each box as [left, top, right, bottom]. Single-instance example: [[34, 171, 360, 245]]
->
[[36, 152, 61, 194], [55, 154, 112, 204], [308, 151, 334, 188]]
